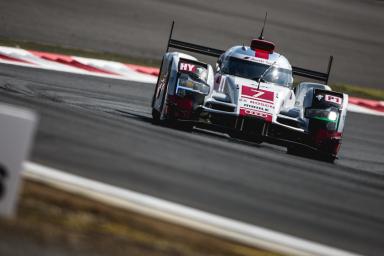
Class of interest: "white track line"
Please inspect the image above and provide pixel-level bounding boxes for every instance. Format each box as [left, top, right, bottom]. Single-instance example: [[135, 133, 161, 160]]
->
[[23, 161, 360, 256]]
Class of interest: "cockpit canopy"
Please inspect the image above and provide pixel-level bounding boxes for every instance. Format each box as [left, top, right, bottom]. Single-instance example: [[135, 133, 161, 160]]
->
[[221, 56, 293, 87]]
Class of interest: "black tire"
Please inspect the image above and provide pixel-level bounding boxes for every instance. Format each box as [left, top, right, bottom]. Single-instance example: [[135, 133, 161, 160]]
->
[[229, 131, 263, 144], [172, 121, 194, 132], [320, 153, 336, 163], [152, 104, 193, 131], [287, 145, 336, 163], [286, 145, 304, 156], [152, 108, 161, 124]]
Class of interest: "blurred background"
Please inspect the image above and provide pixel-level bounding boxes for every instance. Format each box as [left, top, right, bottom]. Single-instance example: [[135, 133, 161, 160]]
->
[[1, 0, 383, 88]]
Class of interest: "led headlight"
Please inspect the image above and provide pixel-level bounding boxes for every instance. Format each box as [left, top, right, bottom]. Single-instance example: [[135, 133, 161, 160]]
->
[[305, 109, 327, 118], [179, 79, 194, 88], [305, 108, 339, 122], [328, 111, 338, 121], [178, 78, 210, 95]]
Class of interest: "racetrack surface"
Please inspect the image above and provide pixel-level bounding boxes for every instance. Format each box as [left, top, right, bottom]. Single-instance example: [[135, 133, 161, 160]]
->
[[0, 64, 383, 255], [1, 0, 384, 88]]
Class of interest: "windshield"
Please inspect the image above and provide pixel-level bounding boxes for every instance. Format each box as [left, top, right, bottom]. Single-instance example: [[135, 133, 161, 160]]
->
[[221, 57, 293, 87]]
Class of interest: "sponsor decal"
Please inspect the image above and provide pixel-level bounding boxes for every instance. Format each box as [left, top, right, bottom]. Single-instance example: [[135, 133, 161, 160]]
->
[[239, 98, 274, 112], [179, 63, 196, 72], [251, 91, 265, 98], [325, 94, 342, 104], [239, 108, 273, 122], [179, 61, 208, 83], [241, 85, 274, 102], [238, 85, 275, 122], [241, 56, 275, 65]]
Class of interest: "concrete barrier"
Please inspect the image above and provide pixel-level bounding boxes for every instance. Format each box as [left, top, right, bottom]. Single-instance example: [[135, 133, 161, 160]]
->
[[0, 103, 37, 217]]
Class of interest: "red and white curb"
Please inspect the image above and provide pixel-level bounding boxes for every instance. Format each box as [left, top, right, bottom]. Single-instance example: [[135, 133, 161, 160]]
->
[[0, 46, 157, 84], [23, 161, 360, 256], [348, 97, 384, 116], [1, 46, 383, 117]]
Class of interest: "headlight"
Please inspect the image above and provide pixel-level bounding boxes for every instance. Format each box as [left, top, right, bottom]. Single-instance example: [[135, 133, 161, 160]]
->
[[178, 78, 210, 95], [328, 111, 338, 121], [305, 108, 339, 122], [179, 79, 194, 88]]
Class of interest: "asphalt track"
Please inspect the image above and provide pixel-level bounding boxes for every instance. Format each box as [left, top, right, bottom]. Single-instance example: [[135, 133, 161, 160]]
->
[[0, 63, 383, 255], [1, 0, 384, 88]]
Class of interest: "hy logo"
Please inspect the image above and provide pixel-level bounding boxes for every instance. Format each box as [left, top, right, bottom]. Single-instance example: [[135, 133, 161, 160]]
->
[[316, 94, 324, 101], [180, 63, 195, 72]]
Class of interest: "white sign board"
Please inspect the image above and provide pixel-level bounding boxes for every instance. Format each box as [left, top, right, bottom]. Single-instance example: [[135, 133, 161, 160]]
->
[[0, 103, 37, 217]]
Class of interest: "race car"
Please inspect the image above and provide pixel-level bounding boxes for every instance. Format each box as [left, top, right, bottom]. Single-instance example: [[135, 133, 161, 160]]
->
[[151, 21, 348, 162]]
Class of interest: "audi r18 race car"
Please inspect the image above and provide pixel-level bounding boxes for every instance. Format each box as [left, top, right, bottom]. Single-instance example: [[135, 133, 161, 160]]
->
[[151, 21, 348, 162]]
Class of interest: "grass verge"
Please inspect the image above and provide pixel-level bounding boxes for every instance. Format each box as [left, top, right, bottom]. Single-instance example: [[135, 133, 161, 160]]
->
[[0, 180, 279, 256], [331, 84, 384, 101], [1, 37, 382, 100]]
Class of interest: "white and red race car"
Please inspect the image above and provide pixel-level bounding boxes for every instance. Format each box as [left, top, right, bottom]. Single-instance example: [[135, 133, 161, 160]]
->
[[151, 22, 348, 162]]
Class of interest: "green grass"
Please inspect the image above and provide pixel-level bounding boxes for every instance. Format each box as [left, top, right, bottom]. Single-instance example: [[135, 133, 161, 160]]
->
[[330, 83, 384, 101], [1, 37, 383, 100], [0, 180, 279, 256]]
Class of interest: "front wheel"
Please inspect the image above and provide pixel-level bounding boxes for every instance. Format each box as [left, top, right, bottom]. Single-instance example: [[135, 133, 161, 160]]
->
[[228, 131, 263, 144], [286, 145, 308, 157], [321, 154, 336, 163], [287, 145, 336, 163], [152, 108, 161, 124]]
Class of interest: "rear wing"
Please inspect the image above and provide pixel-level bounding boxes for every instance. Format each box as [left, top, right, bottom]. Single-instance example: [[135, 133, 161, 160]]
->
[[164, 21, 333, 84]]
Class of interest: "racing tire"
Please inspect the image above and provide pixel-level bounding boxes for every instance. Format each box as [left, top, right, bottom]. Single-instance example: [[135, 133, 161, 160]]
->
[[152, 104, 194, 132], [229, 131, 263, 144], [320, 153, 336, 163], [286, 145, 305, 156], [287, 146, 336, 163], [152, 108, 161, 124], [172, 121, 194, 132]]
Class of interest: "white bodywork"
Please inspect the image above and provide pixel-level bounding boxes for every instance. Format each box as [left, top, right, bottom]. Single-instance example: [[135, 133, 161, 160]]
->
[[152, 41, 348, 160]]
